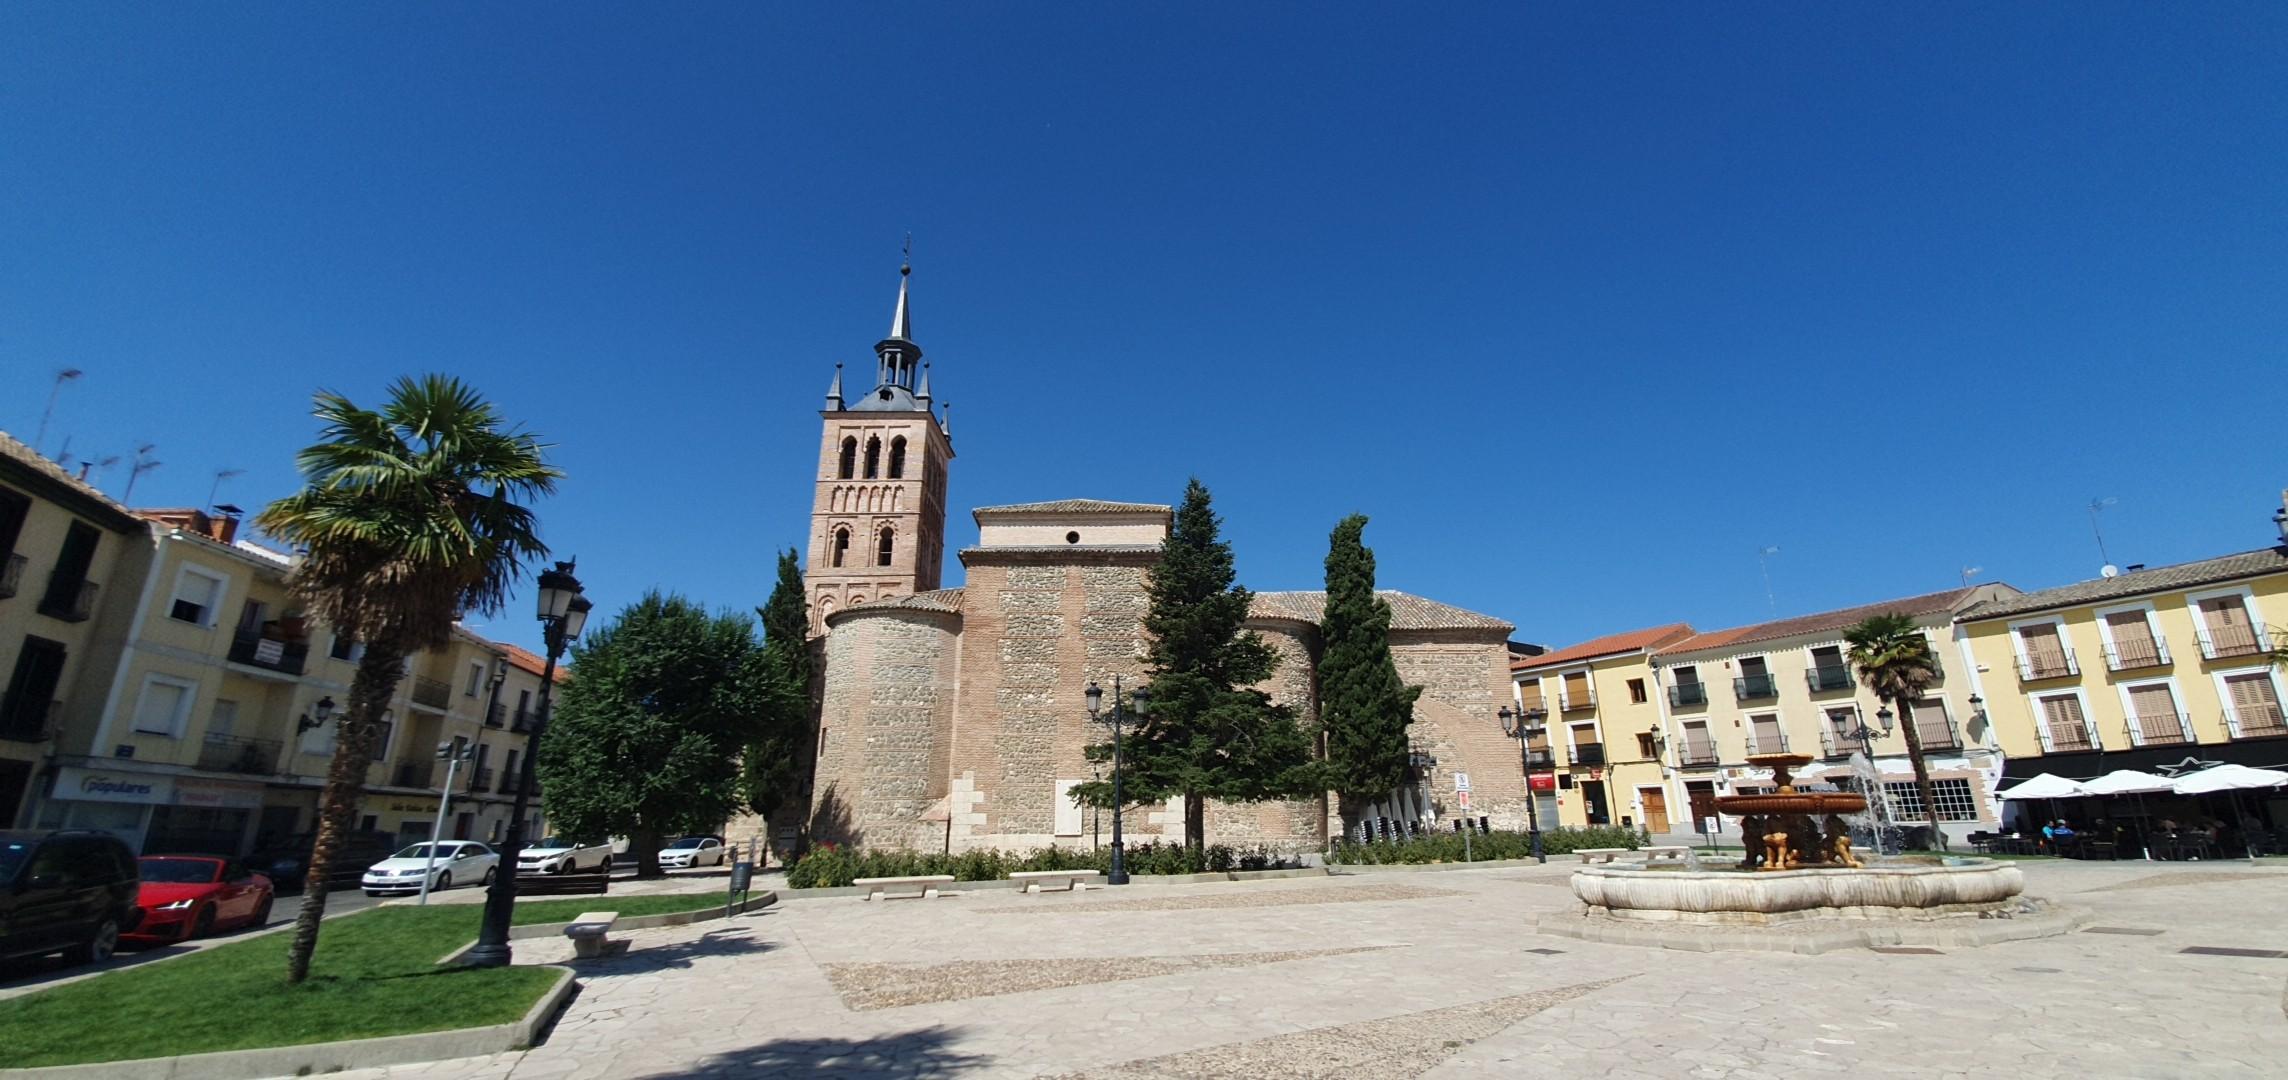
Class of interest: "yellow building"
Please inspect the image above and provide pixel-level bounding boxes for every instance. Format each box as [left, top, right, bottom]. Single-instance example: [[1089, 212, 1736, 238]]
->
[[1512, 624, 1695, 833], [1652, 586, 2016, 846], [1958, 511, 2288, 818], [0, 432, 147, 827]]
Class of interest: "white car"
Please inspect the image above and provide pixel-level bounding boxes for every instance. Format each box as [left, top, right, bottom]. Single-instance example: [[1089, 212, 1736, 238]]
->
[[517, 836, 613, 876], [658, 836, 729, 869], [361, 841, 499, 896]]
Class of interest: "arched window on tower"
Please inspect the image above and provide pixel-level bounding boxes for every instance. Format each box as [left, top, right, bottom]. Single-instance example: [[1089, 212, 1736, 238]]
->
[[837, 437, 856, 480], [831, 527, 850, 568], [877, 526, 894, 567], [863, 436, 881, 479], [887, 436, 907, 479]]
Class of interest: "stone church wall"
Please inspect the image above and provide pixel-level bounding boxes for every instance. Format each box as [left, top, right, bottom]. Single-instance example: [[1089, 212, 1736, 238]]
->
[[809, 607, 958, 851], [1390, 629, 1533, 831]]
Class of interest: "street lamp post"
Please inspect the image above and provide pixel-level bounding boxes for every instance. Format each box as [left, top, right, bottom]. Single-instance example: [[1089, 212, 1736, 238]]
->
[[417, 739, 477, 905], [1847, 705, 1897, 856], [1497, 705, 1549, 863], [466, 561, 590, 968], [1084, 677, 1149, 886]]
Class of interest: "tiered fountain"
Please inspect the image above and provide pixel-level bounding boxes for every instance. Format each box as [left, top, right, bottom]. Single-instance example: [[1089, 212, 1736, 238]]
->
[[1543, 752, 2083, 952]]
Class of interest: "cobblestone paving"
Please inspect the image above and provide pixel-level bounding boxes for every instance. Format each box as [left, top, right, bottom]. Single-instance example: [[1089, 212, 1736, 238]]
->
[[824, 946, 1391, 1010], [321, 861, 2288, 1080]]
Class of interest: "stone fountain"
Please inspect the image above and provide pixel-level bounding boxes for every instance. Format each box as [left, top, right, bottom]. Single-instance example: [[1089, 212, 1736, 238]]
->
[[1719, 752, 1866, 870]]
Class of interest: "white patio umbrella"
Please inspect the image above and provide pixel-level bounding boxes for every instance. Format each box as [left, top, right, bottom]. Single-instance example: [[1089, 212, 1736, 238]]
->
[[1998, 773, 2089, 799], [2170, 765, 2287, 861], [2081, 770, 2175, 860]]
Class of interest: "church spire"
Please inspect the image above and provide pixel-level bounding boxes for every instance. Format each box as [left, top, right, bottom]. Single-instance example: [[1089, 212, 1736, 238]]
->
[[824, 362, 845, 411], [887, 259, 912, 343], [873, 248, 922, 390]]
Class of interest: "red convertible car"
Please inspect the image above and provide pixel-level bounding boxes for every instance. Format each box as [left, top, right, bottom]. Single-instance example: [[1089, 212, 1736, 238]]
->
[[124, 855, 274, 946]]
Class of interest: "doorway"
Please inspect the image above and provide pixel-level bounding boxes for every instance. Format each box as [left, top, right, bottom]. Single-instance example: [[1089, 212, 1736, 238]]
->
[[1579, 780, 1610, 825], [1638, 786, 1670, 834]]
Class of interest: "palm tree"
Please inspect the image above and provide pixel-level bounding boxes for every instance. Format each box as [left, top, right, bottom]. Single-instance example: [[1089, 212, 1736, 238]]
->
[[256, 376, 559, 984], [1845, 612, 1947, 851]]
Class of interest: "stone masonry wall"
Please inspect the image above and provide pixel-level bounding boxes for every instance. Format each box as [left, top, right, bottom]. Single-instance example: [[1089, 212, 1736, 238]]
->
[[808, 609, 957, 850], [1390, 630, 1533, 832]]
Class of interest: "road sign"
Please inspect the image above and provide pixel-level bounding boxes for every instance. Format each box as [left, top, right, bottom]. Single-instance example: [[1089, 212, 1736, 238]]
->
[[1453, 772, 1471, 793], [1457, 789, 1472, 811]]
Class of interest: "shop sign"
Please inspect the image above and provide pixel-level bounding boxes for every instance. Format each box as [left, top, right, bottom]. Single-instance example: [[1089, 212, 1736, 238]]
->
[[57, 766, 173, 805], [174, 778, 265, 810], [382, 799, 441, 815], [1528, 772, 1557, 793]]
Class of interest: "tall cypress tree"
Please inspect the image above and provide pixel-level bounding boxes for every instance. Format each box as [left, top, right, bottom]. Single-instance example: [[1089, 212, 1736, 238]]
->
[[739, 550, 815, 828], [1076, 479, 1320, 852], [1317, 514, 1420, 832]]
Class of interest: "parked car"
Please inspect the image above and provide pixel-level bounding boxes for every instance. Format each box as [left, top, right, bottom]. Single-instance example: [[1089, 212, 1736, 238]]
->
[[658, 836, 729, 869], [360, 841, 499, 896], [517, 836, 613, 876], [125, 855, 274, 946], [0, 829, 142, 965], [246, 830, 397, 895]]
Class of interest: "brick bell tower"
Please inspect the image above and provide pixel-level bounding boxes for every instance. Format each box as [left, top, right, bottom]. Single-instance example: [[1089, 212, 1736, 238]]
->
[[806, 257, 954, 634]]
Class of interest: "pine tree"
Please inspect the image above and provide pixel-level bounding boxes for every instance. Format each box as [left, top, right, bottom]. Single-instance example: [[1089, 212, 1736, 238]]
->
[[538, 592, 762, 877], [1075, 479, 1321, 852], [1317, 514, 1421, 832], [739, 551, 816, 831]]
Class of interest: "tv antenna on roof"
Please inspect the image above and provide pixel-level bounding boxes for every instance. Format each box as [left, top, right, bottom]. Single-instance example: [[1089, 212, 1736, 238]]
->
[[1960, 565, 1982, 588], [122, 443, 161, 504], [207, 468, 244, 512], [1758, 546, 1781, 613], [34, 368, 82, 455], [2088, 497, 2119, 576]]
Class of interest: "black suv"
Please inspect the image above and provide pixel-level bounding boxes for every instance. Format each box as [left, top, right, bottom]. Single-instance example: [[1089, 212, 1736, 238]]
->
[[0, 830, 142, 965]]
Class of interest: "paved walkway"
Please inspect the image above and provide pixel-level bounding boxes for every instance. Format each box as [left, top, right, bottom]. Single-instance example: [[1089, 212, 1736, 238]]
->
[[329, 859, 2288, 1079]]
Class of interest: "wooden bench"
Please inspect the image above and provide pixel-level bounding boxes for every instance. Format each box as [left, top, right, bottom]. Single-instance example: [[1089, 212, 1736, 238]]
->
[[1009, 869, 1101, 894], [563, 911, 619, 959], [854, 874, 955, 901], [1640, 845, 1691, 864], [518, 867, 611, 897], [1576, 848, 1629, 865]]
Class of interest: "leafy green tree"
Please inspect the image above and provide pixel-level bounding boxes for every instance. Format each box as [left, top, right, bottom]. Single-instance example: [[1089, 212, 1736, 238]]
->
[[256, 375, 559, 984], [1317, 514, 1421, 833], [739, 550, 816, 836], [1845, 612, 1947, 850], [539, 592, 763, 876], [1073, 479, 1320, 852]]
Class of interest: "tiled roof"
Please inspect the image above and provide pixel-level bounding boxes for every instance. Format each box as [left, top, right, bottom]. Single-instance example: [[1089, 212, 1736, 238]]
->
[[494, 640, 570, 682], [1957, 547, 2288, 621], [0, 428, 143, 531], [1657, 587, 1984, 657], [973, 499, 1170, 516], [840, 588, 966, 616], [1249, 590, 1513, 633], [1511, 623, 1696, 672]]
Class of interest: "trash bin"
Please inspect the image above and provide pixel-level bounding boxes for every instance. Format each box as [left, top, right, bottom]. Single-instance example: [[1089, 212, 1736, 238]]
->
[[729, 860, 754, 894]]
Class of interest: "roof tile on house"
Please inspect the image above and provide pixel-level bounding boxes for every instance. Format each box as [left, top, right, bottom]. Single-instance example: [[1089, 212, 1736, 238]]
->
[[494, 641, 570, 682], [1957, 547, 2288, 621], [1511, 623, 1697, 672], [1249, 591, 1513, 633], [973, 499, 1170, 516], [1657, 587, 1982, 657]]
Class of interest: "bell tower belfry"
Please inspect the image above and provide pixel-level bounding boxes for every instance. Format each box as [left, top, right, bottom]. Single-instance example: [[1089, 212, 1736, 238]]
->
[[807, 258, 954, 633]]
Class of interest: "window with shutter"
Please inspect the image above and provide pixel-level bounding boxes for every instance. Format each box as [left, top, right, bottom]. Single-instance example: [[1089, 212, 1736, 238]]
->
[[2038, 694, 2092, 750], [2104, 611, 2162, 669], [1749, 713, 1784, 754], [2018, 623, 2072, 678], [1562, 672, 1592, 710], [1517, 682, 1545, 713], [1910, 698, 1957, 749], [2125, 683, 2185, 743], [2224, 673, 2286, 736], [2198, 596, 2260, 657]]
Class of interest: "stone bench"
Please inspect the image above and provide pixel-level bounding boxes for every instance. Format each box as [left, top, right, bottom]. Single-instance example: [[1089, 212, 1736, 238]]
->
[[854, 874, 955, 901], [1009, 869, 1101, 894], [1641, 846, 1691, 864], [562, 911, 619, 959], [1576, 848, 1630, 865]]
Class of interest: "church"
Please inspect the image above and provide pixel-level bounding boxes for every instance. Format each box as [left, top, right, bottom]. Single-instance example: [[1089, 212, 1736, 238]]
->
[[797, 264, 1529, 853]]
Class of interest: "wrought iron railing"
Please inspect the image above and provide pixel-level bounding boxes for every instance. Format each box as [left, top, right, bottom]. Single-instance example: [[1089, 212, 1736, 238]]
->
[[1734, 673, 1781, 700], [1569, 742, 1605, 766], [2017, 650, 2080, 681], [1678, 741, 1718, 767], [197, 733, 283, 775], [0, 698, 60, 743], [1746, 729, 1789, 755], [228, 629, 309, 676], [2103, 637, 2172, 672], [0, 552, 24, 599], [2196, 622, 2269, 661], [39, 578, 97, 622], [1805, 665, 1854, 693], [1668, 682, 1707, 708]]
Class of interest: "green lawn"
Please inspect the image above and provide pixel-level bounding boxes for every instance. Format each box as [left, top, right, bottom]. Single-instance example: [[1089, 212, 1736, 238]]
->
[[0, 894, 730, 1068]]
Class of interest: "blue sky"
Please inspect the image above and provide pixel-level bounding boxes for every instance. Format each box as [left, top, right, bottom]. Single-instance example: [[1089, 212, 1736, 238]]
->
[[5, 7, 2285, 654]]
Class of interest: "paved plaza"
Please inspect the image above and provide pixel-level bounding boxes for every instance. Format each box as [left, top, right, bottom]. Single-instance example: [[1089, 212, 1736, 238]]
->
[[341, 859, 2286, 1079]]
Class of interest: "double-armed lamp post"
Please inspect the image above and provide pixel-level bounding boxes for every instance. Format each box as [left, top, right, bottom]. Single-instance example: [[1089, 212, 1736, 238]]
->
[[1083, 677, 1148, 886], [1497, 704, 1548, 863], [466, 561, 591, 968]]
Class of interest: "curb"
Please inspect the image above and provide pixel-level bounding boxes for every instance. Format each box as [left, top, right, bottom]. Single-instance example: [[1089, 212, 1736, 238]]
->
[[431, 891, 779, 963], [1328, 857, 1565, 874], [776, 866, 1326, 900], [1532, 903, 2093, 955], [0, 966, 577, 1080]]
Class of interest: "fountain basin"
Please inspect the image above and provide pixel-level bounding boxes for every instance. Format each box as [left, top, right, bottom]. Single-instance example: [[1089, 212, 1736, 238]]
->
[[1569, 858, 2024, 925], [1711, 792, 1867, 816]]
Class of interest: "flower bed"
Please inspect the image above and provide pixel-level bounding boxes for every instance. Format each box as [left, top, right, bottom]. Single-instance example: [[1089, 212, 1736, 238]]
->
[[1324, 826, 1645, 865], [784, 841, 1302, 888]]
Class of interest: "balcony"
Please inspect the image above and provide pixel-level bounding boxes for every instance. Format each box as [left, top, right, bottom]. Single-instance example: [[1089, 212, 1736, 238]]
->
[[2196, 622, 2270, 662], [0, 698, 61, 743], [410, 676, 452, 711], [2228, 706, 2288, 740], [1668, 682, 1707, 708], [1805, 665, 1854, 693], [469, 767, 496, 793], [227, 629, 310, 677], [197, 733, 282, 775], [0, 552, 23, 599], [1912, 716, 1963, 751], [1734, 673, 1781, 701], [2017, 651, 2080, 682], [1560, 687, 1596, 712], [1746, 730, 1790, 755], [510, 707, 538, 733], [2043, 722, 2099, 753], [38, 578, 97, 622], [2126, 712, 2192, 747], [2103, 637, 2173, 672], [1523, 747, 1555, 770], [1569, 742, 1605, 766], [484, 702, 505, 728], [392, 761, 438, 789], [1818, 729, 1861, 760], [1677, 740, 1718, 767]]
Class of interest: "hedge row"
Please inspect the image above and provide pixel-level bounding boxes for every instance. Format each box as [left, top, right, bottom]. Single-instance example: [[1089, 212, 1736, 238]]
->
[[784, 841, 1294, 889], [1324, 825, 1646, 865]]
